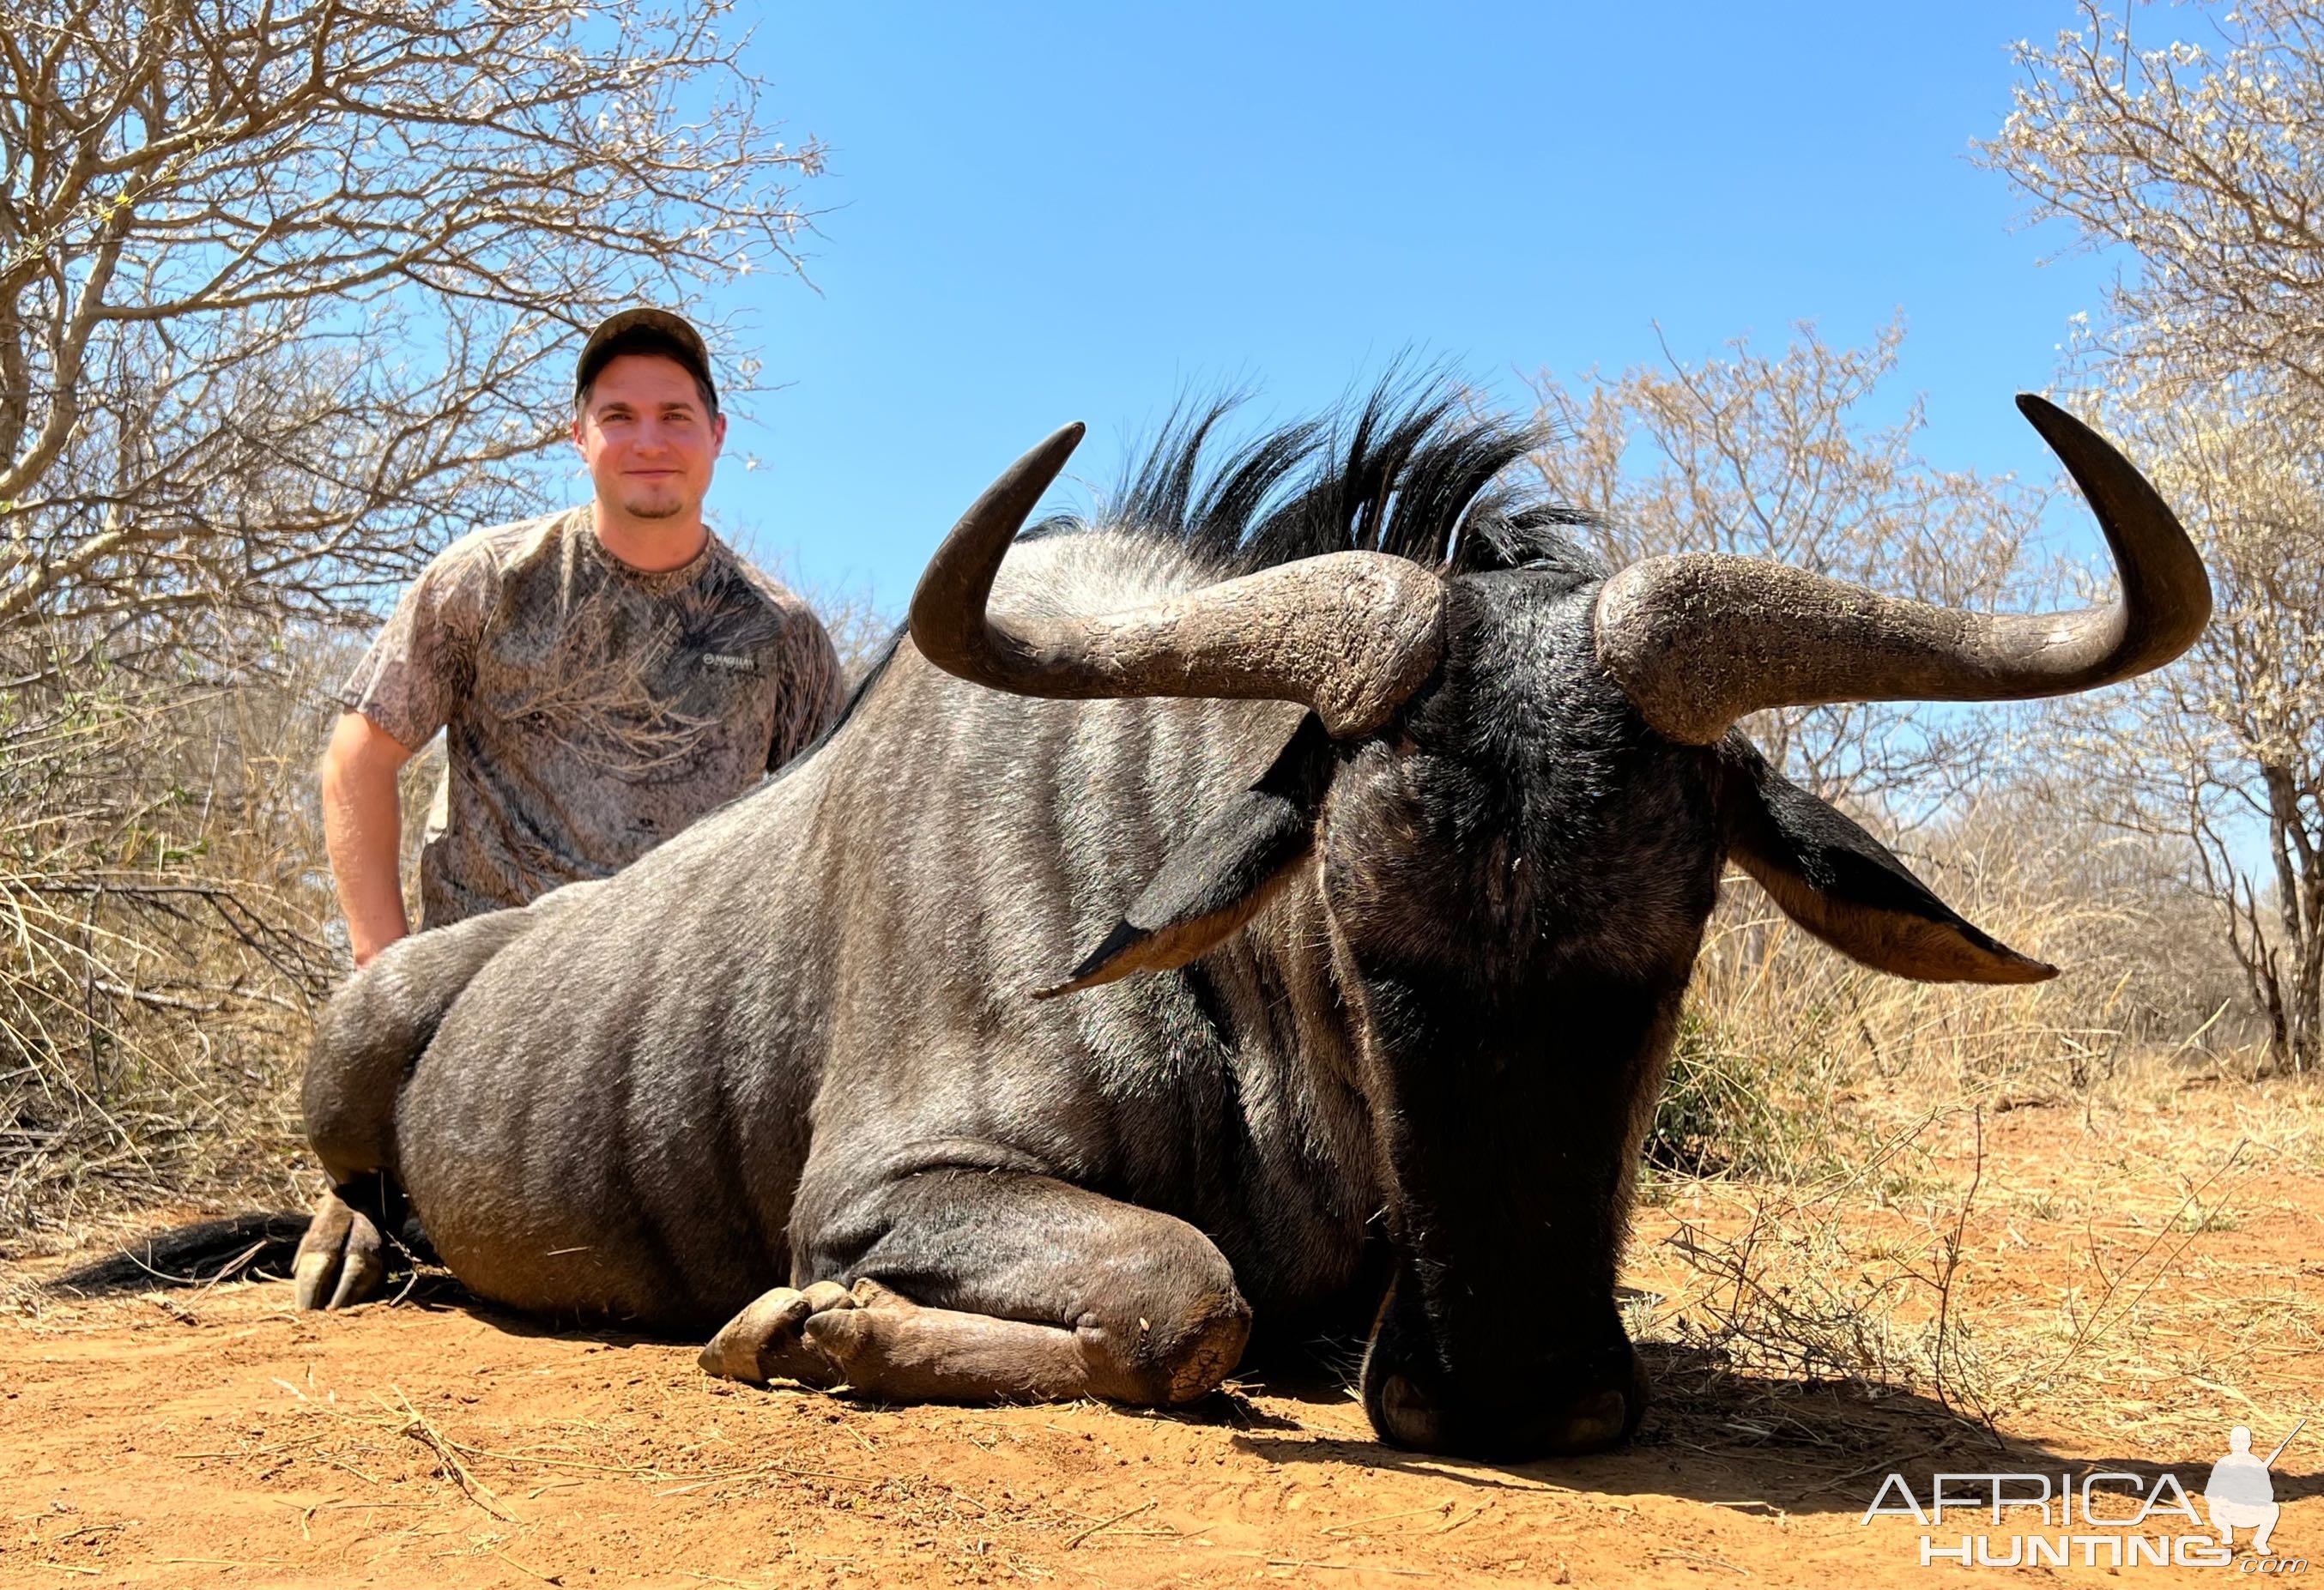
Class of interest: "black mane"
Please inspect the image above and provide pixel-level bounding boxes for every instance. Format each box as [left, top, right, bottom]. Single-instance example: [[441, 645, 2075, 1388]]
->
[[1043, 383, 1605, 583]]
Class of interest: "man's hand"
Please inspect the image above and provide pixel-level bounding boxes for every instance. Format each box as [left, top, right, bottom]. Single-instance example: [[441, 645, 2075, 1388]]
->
[[321, 711, 418, 967]]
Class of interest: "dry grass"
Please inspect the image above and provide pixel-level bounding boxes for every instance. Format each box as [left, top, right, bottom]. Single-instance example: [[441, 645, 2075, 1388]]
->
[[1, 626, 348, 1254], [1625, 788, 2310, 1454], [1631, 1047, 2324, 1472], [1650, 783, 2257, 1183]]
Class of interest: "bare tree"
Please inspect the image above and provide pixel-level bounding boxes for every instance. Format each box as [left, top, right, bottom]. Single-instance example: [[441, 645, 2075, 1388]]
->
[[0, 0, 826, 1235], [1986, 1, 2324, 1071], [1982, 0, 2324, 412], [0, 0, 823, 651], [1525, 319, 2045, 812], [2030, 392, 2324, 1072]]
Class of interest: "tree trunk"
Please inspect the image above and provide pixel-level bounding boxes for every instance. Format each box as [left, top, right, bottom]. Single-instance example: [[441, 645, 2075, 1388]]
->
[[2260, 763, 2321, 1073]]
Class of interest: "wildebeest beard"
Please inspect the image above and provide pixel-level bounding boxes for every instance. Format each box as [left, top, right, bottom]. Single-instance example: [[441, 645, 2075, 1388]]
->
[[292, 382, 2208, 1461]]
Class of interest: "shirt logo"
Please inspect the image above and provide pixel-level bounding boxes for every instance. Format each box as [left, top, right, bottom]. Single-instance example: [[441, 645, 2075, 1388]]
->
[[699, 653, 760, 674]]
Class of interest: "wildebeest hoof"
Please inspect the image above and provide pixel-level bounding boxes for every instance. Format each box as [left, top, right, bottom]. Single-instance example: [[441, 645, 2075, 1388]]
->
[[844, 1277, 916, 1311], [698, 1280, 858, 1387], [796, 1280, 916, 1369], [291, 1190, 384, 1311]]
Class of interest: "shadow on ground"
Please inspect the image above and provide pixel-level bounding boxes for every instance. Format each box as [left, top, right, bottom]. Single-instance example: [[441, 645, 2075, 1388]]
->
[[70, 1256, 2314, 1522], [1191, 1342, 2324, 1517]]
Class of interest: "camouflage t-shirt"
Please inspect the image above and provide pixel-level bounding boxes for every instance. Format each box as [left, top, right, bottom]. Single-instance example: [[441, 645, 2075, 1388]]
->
[[337, 507, 844, 928]]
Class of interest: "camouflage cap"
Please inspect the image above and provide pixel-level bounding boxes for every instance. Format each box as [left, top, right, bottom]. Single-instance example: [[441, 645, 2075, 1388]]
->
[[576, 308, 717, 410]]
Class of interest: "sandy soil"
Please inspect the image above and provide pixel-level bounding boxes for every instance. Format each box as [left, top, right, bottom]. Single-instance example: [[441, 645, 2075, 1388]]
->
[[4, 1079, 2321, 1588]]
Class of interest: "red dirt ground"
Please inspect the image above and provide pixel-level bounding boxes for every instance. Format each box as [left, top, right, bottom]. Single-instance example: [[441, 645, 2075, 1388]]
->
[[5, 1083, 2320, 1588]]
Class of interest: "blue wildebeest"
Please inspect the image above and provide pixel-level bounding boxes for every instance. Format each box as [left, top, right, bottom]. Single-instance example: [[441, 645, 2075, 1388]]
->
[[291, 391, 2207, 1459]]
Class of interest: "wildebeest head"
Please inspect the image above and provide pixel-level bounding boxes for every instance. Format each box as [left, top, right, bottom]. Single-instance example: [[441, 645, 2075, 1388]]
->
[[907, 391, 2209, 1459]]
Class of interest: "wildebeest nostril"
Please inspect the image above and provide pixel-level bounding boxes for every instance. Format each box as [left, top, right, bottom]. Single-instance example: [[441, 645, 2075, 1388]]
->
[[1542, 1387, 1632, 1455], [1372, 1373, 1447, 1452], [1365, 1358, 1640, 1459]]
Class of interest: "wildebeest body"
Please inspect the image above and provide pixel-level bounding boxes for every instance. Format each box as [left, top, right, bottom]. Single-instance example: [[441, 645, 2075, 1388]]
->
[[392, 534, 1395, 1333], [299, 390, 2210, 1458]]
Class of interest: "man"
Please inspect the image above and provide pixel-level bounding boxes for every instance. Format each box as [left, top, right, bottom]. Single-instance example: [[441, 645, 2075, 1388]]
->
[[322, 308, 844, 967]]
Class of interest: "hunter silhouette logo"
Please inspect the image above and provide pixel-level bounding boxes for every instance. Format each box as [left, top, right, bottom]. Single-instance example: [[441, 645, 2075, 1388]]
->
[[1860, 1418, 2309, 1571], [2209, 1421, 2302, 1556]]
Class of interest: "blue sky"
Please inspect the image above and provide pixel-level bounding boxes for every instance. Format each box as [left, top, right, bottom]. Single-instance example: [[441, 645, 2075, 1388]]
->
[[672, 2, 2121, 614]]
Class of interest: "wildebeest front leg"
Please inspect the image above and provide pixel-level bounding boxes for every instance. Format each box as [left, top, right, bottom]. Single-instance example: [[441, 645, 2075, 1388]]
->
[[705, 1170, 1251, 1406]]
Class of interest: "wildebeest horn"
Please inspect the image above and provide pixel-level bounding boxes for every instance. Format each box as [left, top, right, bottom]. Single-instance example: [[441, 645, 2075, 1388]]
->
[[910, 424, 1449, 736], [1593, 395, 2212, 745]]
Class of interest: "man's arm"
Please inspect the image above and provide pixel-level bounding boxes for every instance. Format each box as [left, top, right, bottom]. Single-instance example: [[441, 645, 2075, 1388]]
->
[[321, 711, 418, 967], [327, 537, 487, 962]]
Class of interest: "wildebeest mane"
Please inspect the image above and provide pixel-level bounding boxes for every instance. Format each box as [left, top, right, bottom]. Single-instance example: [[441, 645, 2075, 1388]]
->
[[801, 386, 1600, 765], [1035, 382, 1604, 583]]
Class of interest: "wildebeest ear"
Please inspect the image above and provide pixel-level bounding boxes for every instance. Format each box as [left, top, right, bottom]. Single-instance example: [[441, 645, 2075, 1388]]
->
[[1038, 714, 1336, 1000], [1717, 738, 2056, 985]]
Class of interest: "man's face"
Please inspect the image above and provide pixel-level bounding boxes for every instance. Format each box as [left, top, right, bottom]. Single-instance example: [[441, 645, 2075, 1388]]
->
[[572, 354, 726, 525]]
